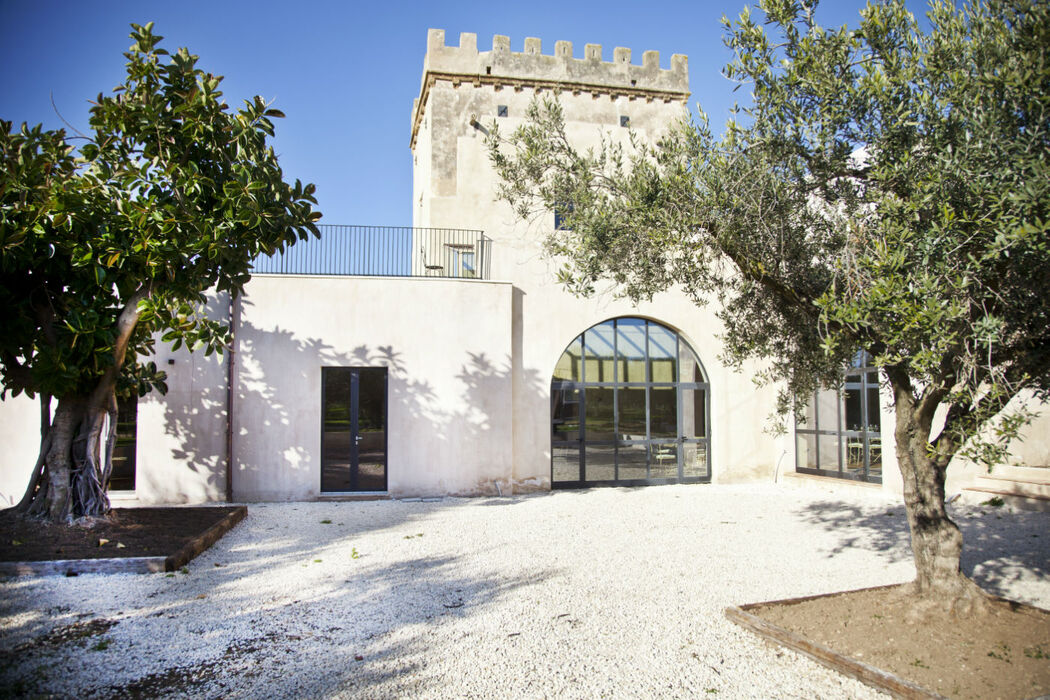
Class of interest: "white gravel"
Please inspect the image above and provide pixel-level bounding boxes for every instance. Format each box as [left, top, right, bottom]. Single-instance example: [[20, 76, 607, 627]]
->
[[1, 483, 1047, 698]]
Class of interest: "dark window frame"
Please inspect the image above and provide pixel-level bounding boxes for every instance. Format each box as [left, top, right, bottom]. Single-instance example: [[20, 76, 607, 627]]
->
[[108, 395, 137, 492], [794, 351, 883, 484], [551, 317, 711, 488], [320, 366, 389, 493]]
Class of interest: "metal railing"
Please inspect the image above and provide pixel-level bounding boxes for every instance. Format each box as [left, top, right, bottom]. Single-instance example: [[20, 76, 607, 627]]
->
[[253, 224, 490, 279]]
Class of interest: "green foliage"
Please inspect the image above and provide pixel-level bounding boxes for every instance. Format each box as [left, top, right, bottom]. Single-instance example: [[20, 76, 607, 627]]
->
[[0, 22, 320, 403], [489, 0, 1049, 467]]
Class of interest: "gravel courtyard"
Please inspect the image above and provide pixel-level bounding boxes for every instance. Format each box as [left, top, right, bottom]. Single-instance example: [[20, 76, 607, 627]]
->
[[2, 483, 1048, 698]]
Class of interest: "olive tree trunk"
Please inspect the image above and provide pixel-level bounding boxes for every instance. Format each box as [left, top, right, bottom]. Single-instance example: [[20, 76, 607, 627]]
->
[[890, 377, 988, 613]]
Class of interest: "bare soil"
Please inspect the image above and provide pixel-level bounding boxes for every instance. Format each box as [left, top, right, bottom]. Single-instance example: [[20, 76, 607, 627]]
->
[[0, 507, 241, 562], [750, 584, 1050, 700]]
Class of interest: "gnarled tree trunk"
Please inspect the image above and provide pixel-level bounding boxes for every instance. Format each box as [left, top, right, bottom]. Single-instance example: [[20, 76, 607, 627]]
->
[[890, 375, 988, 614], [15, 287, 148, 523], [16, 395, 116, 523]]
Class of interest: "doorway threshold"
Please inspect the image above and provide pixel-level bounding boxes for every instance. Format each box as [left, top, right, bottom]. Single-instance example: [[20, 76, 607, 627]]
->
[[316, 492, 390, 501]]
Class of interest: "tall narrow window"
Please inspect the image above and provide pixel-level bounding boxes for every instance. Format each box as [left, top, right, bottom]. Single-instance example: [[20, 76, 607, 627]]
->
[[554, 202, 574, 231], [795, 351, 882, 483], [108, 396, 137, 491], [321, 367, 388, 492]]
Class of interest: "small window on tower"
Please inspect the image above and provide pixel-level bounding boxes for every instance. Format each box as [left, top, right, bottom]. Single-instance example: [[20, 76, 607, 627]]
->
[[555, 202, 574, 231], [620, 115, 630, 127], [497, 105, 508, 117]]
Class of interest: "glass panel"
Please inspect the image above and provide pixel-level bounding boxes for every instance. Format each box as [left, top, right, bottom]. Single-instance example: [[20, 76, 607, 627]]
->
[[813, 388, 840, 431], [845, 435, 866, 477], [650, 442, 678, 478], [844, 387, 863, 431], [322, 369, 352, 492], [109, 397, 137, 491], [552, 386, 581, 442], [648, 324, 677, 382], [616, 318, 647, 383], [867, 435, 883, 480], [818, 434, 841, 472], [796, 433, 818, 470], [553, 337, 583, 382], [617, 387, 646, 439], [683, 442, 708, 478], [553, 445, 581, 482], [677, 343, 703, 383], [583, 322, 616, 383], [866, 387, 881, 433], [617, 443, 648, 480], [585, 443, 616, 481], [650, 387, 677, 438], [355, 368, 387, 491], [681, 387, 706, 440], [798, 392, 818, 429], [584, 387, 616, 441]]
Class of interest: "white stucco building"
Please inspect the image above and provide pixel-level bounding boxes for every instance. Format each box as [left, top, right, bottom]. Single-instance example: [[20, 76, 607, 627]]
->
[[1, 30, 1046, 507]]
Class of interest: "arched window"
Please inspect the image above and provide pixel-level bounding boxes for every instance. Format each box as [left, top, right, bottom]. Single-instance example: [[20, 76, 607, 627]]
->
[[550, 317, 710, 487]]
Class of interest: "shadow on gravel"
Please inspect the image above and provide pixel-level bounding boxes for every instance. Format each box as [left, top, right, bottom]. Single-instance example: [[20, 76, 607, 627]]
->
[[2, 515, 558, 698], [794, 499, 1049, 599]]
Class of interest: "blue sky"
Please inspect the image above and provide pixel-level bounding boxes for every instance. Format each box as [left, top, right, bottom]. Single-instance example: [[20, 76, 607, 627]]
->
[[1, 0, 928, 227]]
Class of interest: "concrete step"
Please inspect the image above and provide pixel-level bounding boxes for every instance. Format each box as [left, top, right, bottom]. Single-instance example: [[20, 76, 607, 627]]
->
[[982, 464, 1050, 481], [974, 474, 1050, 498], [959, 485, 1050, 512]]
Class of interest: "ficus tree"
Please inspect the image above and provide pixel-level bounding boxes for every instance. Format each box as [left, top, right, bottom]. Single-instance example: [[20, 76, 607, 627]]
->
[[488, 0, 1049, 609], [0, 23, 321, 523]]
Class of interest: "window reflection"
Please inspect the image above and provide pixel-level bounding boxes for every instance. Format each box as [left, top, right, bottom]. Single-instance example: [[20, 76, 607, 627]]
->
[[617, 318, 647, 383], [794, 351, 882, 483]]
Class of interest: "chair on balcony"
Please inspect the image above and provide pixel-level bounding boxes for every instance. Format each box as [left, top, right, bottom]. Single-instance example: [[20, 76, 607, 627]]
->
[[421, 247, 444, 276]]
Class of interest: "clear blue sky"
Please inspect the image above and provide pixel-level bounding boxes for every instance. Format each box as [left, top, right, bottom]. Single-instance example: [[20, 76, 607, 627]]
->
[[1, 0, 929, 227]]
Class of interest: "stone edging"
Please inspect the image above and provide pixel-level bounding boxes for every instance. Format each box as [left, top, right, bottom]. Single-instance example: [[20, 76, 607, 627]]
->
[[0, 506, 247, 577], [725, 584, 946, 700]]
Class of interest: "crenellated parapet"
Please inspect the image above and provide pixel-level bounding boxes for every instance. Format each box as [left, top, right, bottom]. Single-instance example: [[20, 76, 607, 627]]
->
[[411, 29, 690, 148]]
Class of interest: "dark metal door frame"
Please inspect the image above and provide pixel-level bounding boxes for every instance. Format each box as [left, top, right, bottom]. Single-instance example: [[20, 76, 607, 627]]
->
[[321, 367, 388, 493]]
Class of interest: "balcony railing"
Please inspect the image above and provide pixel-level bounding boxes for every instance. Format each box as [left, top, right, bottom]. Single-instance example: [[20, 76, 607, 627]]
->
[[253, 225, 490, 279]]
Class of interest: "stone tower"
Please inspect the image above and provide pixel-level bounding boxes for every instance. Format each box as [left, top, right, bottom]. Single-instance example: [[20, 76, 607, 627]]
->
[[410, 30, 690, 278]]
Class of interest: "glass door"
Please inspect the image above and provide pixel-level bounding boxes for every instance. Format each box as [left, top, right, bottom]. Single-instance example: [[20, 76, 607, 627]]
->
[[322, 367, 387, 492]]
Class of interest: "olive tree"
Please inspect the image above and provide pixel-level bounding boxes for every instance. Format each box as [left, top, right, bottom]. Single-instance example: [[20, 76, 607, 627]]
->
[[488, 0, 1049, 609], [0, 23, 321, 522]]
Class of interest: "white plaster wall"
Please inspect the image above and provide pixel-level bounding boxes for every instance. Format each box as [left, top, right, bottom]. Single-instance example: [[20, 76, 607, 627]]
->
[[134, 294, 230, 504], [232, 274, 514, 500], [414, 66, 792, 490], [0, 294, 229, 509], [0, 393, 43, 507]]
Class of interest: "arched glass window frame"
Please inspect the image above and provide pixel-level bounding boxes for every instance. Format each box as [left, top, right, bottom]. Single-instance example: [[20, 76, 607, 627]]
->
[[550, 317, 711, 487]]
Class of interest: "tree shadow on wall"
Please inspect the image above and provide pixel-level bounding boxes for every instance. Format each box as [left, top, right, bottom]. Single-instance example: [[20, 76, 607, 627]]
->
[[162, 294, 547, 500], [794, 499, 1049, 599], [149, 293, 230, 501]]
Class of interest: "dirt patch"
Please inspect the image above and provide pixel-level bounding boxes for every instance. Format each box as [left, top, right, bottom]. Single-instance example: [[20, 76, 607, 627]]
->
[[0, 507, 241, 563], [14, 618, 118, 652], [107, 632, 289, 699], [747, 584, 1050, 699]]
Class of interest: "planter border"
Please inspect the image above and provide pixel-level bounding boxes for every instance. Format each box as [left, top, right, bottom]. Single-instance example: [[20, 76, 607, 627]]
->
[[0, 505, 247, 577], [726, 584, 946, 700], [727, 583, 1050, 700]]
